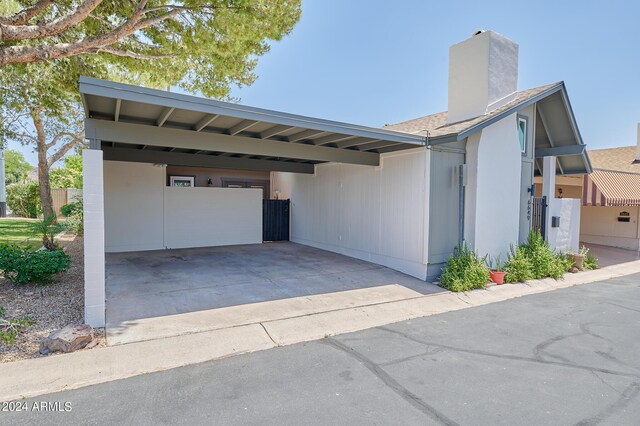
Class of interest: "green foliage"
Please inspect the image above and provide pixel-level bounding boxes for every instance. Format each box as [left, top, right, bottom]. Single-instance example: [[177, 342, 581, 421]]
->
[[0, 306, 5, 318], [503, 230, 571, 283], [0, 243, 71, 285], [4, 149, 32, 185], [584, 252, 599, 270], [504, 245, 534, 283], [6, 182, 41, 218], [0, 316, 36, 345], [521, 230, 557, 279], [486, 256, 504, 272], [32, 214, 63, 250], [50, 154, 83, 189], [64, 201, 83, 236], [60, 202, 81, 217], [440, 244, 490, 292]]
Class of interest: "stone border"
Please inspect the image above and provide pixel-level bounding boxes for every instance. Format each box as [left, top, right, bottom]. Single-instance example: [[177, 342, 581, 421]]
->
[[1, 260, 639, 402]]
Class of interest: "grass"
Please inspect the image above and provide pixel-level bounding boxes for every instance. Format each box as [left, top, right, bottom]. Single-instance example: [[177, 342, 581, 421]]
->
[[0, 218, 43, 248]]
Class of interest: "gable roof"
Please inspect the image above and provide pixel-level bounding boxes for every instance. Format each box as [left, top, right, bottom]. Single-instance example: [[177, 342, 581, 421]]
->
[[588, 146, 640, 174], [384, 82, 562, 142]]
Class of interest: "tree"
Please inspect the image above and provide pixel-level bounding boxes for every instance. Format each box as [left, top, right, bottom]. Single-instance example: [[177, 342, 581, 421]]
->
[[0, 0, 301, 218], [4, 149, 32, 185], [50, 152, 82, 189]]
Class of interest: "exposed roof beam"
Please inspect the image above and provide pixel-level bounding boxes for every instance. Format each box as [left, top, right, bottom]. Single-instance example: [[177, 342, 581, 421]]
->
[[336, 138, 381, 149], [102, 147, 314, 174], [114, 99, 121, 122], [228, 119, 259, 136], [193, 114, 219, 132], [537, 105, 564, 174], [259, 125, 295, 139], [313, 134, 357, 146], [156, 107, 175, 127], [535, 144, 586, 158], [286, 129, 326, 143], [355, 140, 400, 151], [88, 119, 379, 166]]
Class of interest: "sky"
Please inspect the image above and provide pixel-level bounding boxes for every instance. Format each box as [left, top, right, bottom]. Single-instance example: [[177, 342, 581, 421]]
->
[[8, 0, 640, 165]]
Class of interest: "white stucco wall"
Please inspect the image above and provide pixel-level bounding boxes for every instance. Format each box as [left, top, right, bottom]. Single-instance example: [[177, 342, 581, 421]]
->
[[104, 160, 263, 252], [104, 161, 165, 252], [83, 150, 106, 327], [272, 148, 429, 279], [581, 205, 640, 251], [464, 113, 522, 260], [547, 198, 580, 253], [164, 187, 262, 249]]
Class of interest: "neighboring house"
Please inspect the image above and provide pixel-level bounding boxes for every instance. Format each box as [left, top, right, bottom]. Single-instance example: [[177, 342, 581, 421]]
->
[[536, 126, 640, 251], [80, 30, 591, 327]]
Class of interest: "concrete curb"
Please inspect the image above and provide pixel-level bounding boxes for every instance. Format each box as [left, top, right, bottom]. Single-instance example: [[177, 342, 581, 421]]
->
[[2, 260, 640, 402]]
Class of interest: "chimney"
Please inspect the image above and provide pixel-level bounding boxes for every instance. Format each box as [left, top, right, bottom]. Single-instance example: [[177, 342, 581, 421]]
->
[[447, 30, 519, 124]]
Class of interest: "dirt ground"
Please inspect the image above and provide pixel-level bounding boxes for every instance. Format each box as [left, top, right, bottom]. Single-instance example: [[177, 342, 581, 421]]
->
[[0, 234, 105, 363]]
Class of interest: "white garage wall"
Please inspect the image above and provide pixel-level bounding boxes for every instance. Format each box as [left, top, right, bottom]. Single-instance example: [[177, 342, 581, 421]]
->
[[104, 161, 165, 252], [164, 187, 262, 249], [581, 205, 640, 250], [104, 160, 263, 252], [272, 148, 429, 279]]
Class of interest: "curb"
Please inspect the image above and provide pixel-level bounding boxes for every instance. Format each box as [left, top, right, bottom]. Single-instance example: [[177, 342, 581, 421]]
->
[[1, 260, 639, 402]]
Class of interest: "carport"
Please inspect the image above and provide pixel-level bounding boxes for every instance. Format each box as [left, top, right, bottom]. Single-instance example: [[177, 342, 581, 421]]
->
[[80, 77, 427, 329]]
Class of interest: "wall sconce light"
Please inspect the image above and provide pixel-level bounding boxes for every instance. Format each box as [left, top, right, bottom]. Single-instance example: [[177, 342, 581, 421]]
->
[[207, 178, 213, 186], [558, 187, 563, 198]]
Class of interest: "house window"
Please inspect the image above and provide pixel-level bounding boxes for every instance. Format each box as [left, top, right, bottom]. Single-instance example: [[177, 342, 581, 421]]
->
[[518, 117, 527, 154]]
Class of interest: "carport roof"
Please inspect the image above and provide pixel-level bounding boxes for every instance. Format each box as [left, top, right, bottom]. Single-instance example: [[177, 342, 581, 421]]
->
[[80, 77, 426, 173]]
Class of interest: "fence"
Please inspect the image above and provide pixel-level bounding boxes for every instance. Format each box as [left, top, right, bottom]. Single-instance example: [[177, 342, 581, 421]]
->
[[531, 196, 547, 239], [52, 188, 82, 217]]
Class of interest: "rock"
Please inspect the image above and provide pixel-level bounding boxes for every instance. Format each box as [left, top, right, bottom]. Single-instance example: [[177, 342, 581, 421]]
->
[[40, 324, 94, 355], [570, 267, 580, 273]]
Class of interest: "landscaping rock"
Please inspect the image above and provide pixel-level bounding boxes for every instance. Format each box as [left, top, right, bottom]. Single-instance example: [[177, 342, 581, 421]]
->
[[39, 324, 94, 355], [570, 267, 580, 273]]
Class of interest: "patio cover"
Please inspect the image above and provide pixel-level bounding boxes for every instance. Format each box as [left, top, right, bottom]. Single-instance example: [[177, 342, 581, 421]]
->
[[582, 170, 640, 206], [80, 77, 426, 174]]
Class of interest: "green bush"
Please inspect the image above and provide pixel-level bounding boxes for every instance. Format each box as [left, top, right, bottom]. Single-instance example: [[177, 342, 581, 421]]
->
[[0, 243, 71, 285], [440, 244, 490, 292], [504, 245, 533, 283], [0, 316, 36, 344], [584, 252, 599, 270], [32, 214, 64, 250], [63, 201, 83, 236], [6, 182, 41, 218], [60, 202, 81, 217], [521, 230, 558, 279]]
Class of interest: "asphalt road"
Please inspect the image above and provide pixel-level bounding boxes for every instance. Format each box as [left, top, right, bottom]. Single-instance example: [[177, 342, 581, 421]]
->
[[3, 273, 640, 426]]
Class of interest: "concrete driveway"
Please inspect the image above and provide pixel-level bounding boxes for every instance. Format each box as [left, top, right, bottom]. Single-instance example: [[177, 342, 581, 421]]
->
[[106, 242, 440, 344], [9, 273, 640, 425]]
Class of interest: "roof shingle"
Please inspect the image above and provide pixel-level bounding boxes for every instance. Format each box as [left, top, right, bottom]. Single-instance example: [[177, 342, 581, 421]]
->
[[588, 146, 640, 174]]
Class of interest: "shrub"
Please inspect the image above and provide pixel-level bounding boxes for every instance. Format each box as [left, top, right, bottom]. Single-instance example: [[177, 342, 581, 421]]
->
[[60, 202, 81, 217], [32, 214, 64, 250], [6, 182, 41, 218], [0, 316, 36, 344], [521, 230, 569, 279], [584, 252, 599, 270], [64, 201, 83, 236], [504, 245, 533, 283], [440, 244, 490, 292], [0, 243, 71, 285]]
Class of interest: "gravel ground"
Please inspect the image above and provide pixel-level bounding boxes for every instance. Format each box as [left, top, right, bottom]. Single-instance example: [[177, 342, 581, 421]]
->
[[0, 234, 105, 363]]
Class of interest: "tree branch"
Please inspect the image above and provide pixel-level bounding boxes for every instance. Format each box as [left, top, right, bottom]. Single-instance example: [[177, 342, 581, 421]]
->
[[47, 131, 83, 167], [96, 46, 175, 60], [0, 0, 104, 41], [0, 0, 54, 26]]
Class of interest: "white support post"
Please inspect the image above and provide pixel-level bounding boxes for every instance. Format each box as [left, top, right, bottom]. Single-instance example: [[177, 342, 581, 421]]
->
[[83, 148, 105, 327], [542, 156, 556, 240]]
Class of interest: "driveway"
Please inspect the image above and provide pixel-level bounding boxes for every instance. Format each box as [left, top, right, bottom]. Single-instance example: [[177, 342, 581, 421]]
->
[[106, 242, 440, 344], [10, 273, 640, 425]]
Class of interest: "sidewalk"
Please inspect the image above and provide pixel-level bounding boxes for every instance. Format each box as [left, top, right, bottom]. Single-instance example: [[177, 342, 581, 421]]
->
[[2, 260, 640, 402]]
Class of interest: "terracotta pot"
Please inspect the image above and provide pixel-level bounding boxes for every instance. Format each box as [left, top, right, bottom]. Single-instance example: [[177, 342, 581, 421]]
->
[[570, 254, 585, 270], [489, 270, 505, 285]]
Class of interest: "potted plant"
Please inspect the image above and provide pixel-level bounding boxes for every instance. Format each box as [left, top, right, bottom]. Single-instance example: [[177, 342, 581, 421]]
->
[[567, 246, 588, 270], [487, 256, 505, 285]]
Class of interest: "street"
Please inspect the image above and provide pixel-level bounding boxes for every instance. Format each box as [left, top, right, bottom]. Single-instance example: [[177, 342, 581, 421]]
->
[[4, 273, 640, 426]]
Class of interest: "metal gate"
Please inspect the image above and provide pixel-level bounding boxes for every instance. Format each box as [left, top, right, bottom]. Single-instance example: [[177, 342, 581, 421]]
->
[[263, 199, 290, 241], [531, 196, 547, 239]]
